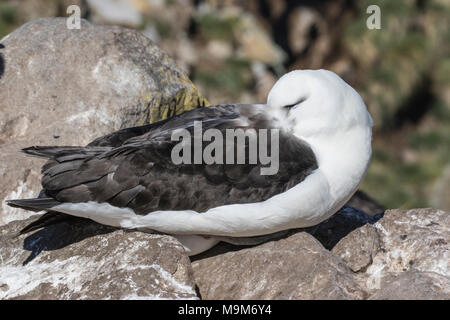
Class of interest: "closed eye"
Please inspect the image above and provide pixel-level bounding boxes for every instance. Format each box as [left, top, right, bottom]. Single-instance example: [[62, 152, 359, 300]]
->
[[283, 97, 307, 110]]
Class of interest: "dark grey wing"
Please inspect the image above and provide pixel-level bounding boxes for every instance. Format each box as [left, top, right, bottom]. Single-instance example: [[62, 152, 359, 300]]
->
[[11, 104, 318, 227], [88, 104, 237, 147], [16, 106, 215, 233], [13, 105, 230, 233], [87, 118, 172, 147], [121, 104, 242, 143]]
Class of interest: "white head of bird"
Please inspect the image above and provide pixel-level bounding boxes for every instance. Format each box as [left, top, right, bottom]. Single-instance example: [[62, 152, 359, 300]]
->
[[267, 69, 374, 208], [267, 69, 373, 137]]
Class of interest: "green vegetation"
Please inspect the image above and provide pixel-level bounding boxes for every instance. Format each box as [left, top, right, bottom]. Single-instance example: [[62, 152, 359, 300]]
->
[[196, 13, 239, 41], [0, 3, 16, 39], [344, 0, 450, 209], [194, 58, 252, 97]]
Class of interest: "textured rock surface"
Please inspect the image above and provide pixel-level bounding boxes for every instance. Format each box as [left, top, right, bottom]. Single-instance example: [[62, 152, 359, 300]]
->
[[0, 217, 197, 300], [368, 271, 450, 300], [192, 231, 366, 300], [333, 208, 450, 299], [0, 208, 448, 299], [0, 18, 207, 224], [191, 208, 449, 300], [332, 224, 381, 272]]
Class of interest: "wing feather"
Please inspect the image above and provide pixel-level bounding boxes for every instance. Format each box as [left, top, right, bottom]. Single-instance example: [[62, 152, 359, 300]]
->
[[14, 104, 318, 221]]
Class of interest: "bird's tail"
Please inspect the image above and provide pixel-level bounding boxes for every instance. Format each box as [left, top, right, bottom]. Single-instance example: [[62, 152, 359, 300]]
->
[[6, 198, 87, 235], [6, 198, 60, 212], [13, 147, 108, 234]]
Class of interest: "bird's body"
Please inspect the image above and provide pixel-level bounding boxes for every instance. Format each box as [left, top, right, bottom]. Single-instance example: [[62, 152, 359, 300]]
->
[[7, 69, 373, 255]]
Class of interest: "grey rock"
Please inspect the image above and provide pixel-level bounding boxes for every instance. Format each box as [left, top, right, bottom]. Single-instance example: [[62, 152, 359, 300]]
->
[[365, 209, 449, 289], [0, 18, 207, 224], [0, 216, 197, 300], [368, 271, 450, 300], [1, 207, 447, 299], [192, 208, 449, 300], [332, 224, 381, 272], [192, 231, 366, 300], [332, 208, 450, 299]]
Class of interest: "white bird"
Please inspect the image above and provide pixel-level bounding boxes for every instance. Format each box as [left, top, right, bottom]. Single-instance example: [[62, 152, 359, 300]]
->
[[7, 69, 373, 255]]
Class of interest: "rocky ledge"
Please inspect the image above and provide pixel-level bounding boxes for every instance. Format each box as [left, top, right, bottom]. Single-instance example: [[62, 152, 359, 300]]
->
[[0, 208, 448, 300]]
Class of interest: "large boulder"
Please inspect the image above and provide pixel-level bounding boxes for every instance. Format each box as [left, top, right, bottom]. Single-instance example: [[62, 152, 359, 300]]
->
[[189, 208, 449, 300], [0, 216, 197, 299], [192, 231, 366, 300], [368, 271, 450, 300], [332, 208, 449, 299], [0, 18, 208, 224]]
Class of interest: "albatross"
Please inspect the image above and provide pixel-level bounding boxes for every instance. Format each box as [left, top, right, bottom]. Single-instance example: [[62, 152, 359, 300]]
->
[[7, 69, 373, 255]]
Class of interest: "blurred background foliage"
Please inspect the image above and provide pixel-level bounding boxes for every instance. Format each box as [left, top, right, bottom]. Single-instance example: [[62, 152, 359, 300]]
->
[[0, 0, 449, 210]]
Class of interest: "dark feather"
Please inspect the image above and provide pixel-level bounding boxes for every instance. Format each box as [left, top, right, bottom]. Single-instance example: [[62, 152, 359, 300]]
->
[[22, 146, 109, 160], [18, 211, 86, 235], [6, 198, 60, 211], [10, 104, 319, 232]]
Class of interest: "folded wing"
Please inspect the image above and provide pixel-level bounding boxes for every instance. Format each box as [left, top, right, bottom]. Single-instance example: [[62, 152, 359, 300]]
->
[[9, 104, 318, 231]]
